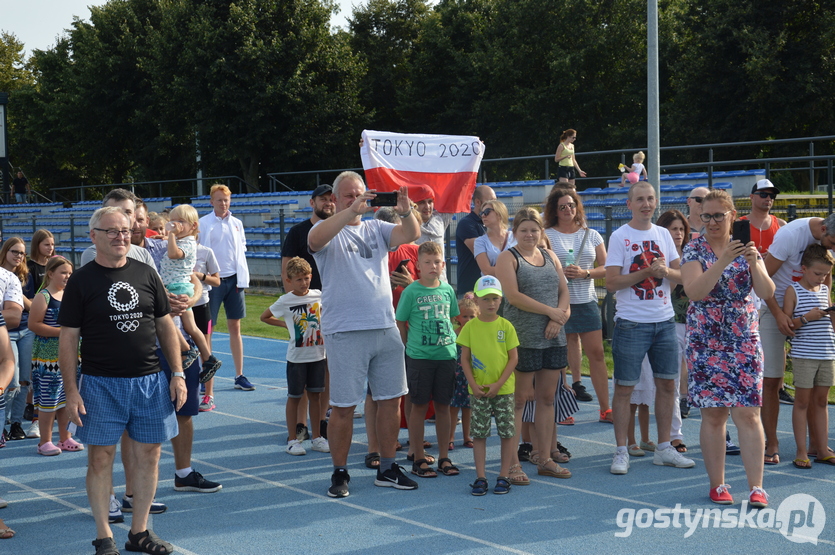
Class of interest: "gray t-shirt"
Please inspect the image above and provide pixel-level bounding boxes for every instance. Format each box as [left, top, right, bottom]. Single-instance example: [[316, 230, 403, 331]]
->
[[311, 219, 396, 334], [80, 243, 156, 268]]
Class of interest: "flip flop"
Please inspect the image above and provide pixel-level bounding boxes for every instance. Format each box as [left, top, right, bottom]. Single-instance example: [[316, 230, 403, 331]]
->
[[463, 440, 474, 448], [813, 455, 835, 466], [764, 453, 780, 465], [793, 458, 812, 469]]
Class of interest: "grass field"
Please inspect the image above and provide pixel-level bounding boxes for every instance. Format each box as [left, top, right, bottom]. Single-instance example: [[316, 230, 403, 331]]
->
[[217, 294, 832, 403]]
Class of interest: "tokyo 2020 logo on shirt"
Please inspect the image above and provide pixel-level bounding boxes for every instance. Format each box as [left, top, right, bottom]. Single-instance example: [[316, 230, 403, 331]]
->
[[108, 281, 140, 332]]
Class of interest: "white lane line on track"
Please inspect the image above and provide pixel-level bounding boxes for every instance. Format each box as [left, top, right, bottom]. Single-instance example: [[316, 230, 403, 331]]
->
[[0, 476, 202, 555], [211, 350, 286, 363]]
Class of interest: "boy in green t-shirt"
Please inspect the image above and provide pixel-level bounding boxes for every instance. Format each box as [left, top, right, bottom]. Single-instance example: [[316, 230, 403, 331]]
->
[[396, 242, 460, 478], [456, 275, 520, 495]]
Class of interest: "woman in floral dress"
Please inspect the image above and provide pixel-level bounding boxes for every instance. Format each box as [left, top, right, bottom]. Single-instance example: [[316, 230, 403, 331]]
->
[[681, 190, 775, 507]]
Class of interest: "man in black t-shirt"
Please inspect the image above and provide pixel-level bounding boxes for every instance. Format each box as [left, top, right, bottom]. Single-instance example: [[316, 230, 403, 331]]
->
[[455, 185, 496, 296], [12, 171, 29, 204], [59, 206, 186, 555], [280, 184, 334, 289]]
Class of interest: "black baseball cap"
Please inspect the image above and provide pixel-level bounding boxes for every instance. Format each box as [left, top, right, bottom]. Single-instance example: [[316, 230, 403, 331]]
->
[[311, 184, 332, 198]]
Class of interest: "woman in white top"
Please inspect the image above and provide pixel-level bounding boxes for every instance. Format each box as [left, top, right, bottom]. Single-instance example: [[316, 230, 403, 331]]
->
[[473, 200, 516, 276], [543, 188, 612, 423]]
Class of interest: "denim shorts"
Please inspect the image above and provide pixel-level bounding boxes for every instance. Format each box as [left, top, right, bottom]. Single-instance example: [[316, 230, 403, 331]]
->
[[209, 275, 246, 322], [564, 301, 603, 335], [612, 317, 679, 386], [76, 372, 178, 445], [286, 359, 327, 398]]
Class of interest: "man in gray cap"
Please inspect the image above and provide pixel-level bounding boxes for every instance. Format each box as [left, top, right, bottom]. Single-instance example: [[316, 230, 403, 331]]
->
[[281, 185, 335, 290]]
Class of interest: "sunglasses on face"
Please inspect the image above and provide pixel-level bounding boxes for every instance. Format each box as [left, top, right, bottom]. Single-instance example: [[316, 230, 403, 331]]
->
[[558, 203, 577, 211], [699, 211, 730, 223], [689, 196, 704, 204], [480, 208, 494, 217], [756, 192, 777, 200]]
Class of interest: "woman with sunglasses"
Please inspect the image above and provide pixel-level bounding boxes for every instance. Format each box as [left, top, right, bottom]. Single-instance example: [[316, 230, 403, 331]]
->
[[543, 188, 612, 422], [473, 200, 516, 276], [0, 238, 32, 442], [680, 189, 774, 507]]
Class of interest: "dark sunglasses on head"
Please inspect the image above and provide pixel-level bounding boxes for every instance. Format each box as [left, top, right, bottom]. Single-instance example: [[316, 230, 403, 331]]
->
[[756, 192, 777, 200], [480, 208, 494, 217], [689, 196, 704, 204]]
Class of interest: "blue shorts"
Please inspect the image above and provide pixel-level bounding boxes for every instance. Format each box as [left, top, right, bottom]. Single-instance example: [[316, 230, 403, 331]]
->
[[209, 276, 246, 322], [76, 372, 178, 446], [564, 301, 603, 335], [158, 347, 200, 417], [612, 317, 679, 386]]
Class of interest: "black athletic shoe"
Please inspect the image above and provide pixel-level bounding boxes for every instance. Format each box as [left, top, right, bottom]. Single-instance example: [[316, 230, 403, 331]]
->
[[375, 463, 418, 490], [779, 388, 794, 405], [296, 423, 311, 441], [319, 419, 328, 440], [173, 470, 222, 493], [572, 381, 593, 402], [328, 469, 350, 498], [199, 355, 222, 383], [23, 403, 35, 421], [8, 422, 25, 441], [517, 442, 533, 462]]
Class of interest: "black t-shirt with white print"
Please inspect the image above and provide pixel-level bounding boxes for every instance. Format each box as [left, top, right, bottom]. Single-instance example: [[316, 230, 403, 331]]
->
[[58, 258, 171, 378]]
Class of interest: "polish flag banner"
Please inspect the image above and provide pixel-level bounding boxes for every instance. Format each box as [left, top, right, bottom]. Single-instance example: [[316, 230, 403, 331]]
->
[[360, 130, 485, 213]]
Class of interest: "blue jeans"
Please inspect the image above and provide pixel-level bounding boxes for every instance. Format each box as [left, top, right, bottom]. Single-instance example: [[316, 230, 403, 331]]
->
[[6, 327, 34, 424], [612, 317, 679, 386]]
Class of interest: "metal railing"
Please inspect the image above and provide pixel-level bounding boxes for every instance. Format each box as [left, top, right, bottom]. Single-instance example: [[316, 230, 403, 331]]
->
[[48, 175, 249, 204]]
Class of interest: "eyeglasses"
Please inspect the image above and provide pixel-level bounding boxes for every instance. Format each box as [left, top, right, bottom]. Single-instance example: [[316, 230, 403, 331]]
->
[[699, 211, 731, 223], [689, 196, 704, 204], [756, 192, 777, 200], [480, 208, 494, 217], [93, 228, 132, 238], [558, 203, 577, 211], [9, 250, 25, 257]]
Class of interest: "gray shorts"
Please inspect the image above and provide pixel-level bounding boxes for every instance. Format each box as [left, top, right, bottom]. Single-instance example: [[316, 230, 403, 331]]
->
[[325, 328, 407, 407], [759, 310, 787, 379]]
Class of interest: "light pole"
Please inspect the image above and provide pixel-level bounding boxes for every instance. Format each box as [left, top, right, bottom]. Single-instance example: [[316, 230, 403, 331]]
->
[[648, 0, 660, 217]]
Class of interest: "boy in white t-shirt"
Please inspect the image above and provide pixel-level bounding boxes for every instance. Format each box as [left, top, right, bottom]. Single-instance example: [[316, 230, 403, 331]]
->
[[260, 257, 329, 456], [605, 182, 695, 475]]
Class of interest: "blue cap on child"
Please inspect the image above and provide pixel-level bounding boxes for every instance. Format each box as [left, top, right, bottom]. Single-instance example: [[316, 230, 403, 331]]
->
[[474, 275, 502, 297]]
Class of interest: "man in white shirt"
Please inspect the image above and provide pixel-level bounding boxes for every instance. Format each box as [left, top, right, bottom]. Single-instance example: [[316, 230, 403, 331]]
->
[[605, 182, 695, 475], [198, 184, 252, 393], [686, 186, 709, 237]]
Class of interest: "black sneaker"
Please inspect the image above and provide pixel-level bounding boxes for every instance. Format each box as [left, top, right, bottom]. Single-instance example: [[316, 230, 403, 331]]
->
[[375, 463, 418, 490], [779, 388, 794, 405], [23, 403, 35, 421], [328, 469, 350, 498], [199, 355, 222, 383], [8, 422, 25, 441], [679, 397, 690, 419], [296, 423, 311, 441], [517, 442, 532, 462], [173, 470, 222, 493], [572, 381, 593, 402], [319, 419, 328, 440], [556, 442, 571, 459]]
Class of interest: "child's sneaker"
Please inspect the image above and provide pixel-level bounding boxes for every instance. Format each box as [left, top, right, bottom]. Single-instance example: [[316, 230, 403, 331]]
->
[[286, 439, 306, 456], [610, 450, 630, 474], [749, 487, 769, 508], [182, 345, 200, 369], [375, 463, 418, 490], [653, 446, 696, 468], [493, 477, 511, 495], [296, 423, 311, 441], [517, 442, 532, 462], [311, 437, 330, 453], [470, 477, 488, 496], [109, 494, 123, 524], [234, 375, 256, 391], [199, 355, 222, 383], [198, 395, 215, 412], [709, 484, 733, 505]]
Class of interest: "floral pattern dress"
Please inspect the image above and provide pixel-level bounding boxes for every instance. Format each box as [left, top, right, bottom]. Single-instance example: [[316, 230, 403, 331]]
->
[[681, 236, 763, 408]]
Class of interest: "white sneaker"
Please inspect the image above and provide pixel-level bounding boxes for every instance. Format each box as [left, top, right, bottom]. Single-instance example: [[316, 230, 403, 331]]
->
[[653, 446, 696, 468], [311, 437, 330, 453], [26, 421, 41, 438], [286, 438, 306, 456], [610, 450, 630, 474]]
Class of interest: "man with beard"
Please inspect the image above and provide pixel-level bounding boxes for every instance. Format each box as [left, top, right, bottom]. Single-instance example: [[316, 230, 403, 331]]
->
[[281, 185, 335, 290]]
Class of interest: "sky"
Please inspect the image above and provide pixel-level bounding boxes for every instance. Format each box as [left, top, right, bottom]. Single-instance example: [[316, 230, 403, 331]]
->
[[1, 0, 361, 57]]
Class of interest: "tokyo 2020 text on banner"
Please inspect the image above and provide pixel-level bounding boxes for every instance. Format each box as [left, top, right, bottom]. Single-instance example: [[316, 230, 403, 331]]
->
[[360, 130, 485, 213]]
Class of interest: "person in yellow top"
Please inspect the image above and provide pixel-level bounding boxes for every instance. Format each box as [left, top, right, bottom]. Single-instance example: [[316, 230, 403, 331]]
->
[[554, 129, 587, 187]]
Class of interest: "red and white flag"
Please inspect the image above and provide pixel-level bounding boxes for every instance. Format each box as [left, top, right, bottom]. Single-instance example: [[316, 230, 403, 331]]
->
[[360, 130, 485, 213]]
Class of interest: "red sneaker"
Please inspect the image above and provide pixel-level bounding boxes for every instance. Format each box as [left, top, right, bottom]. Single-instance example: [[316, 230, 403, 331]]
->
[[749, 487, 769, 508], [709, 484, 733, 505]]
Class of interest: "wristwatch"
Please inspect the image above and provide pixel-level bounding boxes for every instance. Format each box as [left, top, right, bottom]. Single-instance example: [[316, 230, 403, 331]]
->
[[586, 270, 591, 279], [172, 372, 186, 379], [800, 316, 809, 325]]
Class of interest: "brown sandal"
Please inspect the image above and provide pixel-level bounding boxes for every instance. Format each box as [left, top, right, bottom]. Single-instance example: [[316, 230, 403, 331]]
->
[[508, 463, 530, 485], [537, 457, 572, 479]]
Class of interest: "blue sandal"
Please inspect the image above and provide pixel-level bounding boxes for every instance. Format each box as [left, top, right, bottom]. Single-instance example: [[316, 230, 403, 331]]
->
[[470, 477, 488, 496], [494, 477, 511, 494]]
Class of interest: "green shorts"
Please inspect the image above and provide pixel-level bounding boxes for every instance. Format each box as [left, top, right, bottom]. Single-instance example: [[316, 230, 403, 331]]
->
[[469, 394, 515, 439]]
